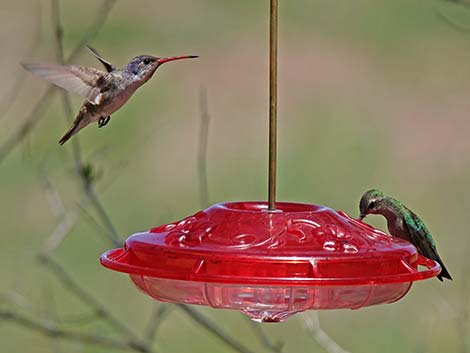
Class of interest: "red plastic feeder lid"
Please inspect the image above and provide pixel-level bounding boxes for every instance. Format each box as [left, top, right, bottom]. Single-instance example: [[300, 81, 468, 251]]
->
[[101, 202, 440, 322]]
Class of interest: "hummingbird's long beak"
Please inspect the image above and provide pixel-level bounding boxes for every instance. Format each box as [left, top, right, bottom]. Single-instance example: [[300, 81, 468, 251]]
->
[[157, 55, 198, 65], [359, 213, 366, 221]]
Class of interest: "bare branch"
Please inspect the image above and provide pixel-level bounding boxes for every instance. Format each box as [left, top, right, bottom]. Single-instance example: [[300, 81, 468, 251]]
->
[[0, 0, 42, 121], [0, 292, 34, 311], [37, 169, 151, 352], [444, 0, 470, 9], [52, 0, 83, 165], [301, 312, 351, 353], [83, 185, 122, 246], [66, 0, 117, 63], [37, 254, 149, 350], [177, 304, 257, 353], [51, 0, 121, 248], [60, 311, 100, 326], [144, 304, 173, 342], [38, 168, 84, 255], [243, 316, 284, 353], [437, 0, 470, 32], [0, 310, 139, 351], [459, 237, 470, 353], [36, 168, 150, 352], [42, 159, 121, 248], [3, 2, 166, 353], [0, 0, 117, 165], [41, 207, 80, 256], [437, 10, 470, 32], [75, 200, 111, 237], [190, 88, 269, 353], [1, 3, 291, 353], [0, 91, 54, 163], [39, 171, 67, 219], [39, 170, 116, 254], [198, 86, 210, 208], [40, 286, 63, 352]]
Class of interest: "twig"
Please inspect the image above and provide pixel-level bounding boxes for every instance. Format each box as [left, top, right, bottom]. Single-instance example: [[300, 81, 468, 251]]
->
[[37, 254, 157, 353], [243, 316, 284, 353], [60, 311, 100, 326], [39, 170, 116, 254], [185, 81, 263, 353], [39, 170, 67, 219], [83, 185, 122, 246], [458, 232, 470, 353], [0, 310, 139, 351], [37, 254, 151, 352], [51, 0, 84, 170], [0, 0, 117, 165], [437, 10, 470, 32], [75, 200, 111, 237], [437, 0, 470, 32], [144, 304, 173, 342], [301, 312, 351, 353], [444, 0, 470, 9], [66, 0, 116, 63], [41, 207, 80, 256], [52, 0, 121, 247], [40, 285, 63, 353], [38, 168, 84, 255], [37, 168, 151, 352], [0, 292, 34, 311], [177, 304, 257, 353], [198, 87, 210, 208], [3, 2, 159, 353], [0, 91, 54, 163], [0, 0, 42, 121], [2, 3, 285, 353]]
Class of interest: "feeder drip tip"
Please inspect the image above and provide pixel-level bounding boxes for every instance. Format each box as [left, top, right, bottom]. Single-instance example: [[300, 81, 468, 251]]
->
[[268, 0, 278, 211]]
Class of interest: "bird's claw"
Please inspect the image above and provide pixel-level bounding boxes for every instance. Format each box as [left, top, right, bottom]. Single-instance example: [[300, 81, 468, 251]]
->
[[98, 116, 110, 128]]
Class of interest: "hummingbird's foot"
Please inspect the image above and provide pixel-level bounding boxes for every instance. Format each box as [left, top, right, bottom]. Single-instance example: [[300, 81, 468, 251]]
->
[[98, 116, 110, 128]]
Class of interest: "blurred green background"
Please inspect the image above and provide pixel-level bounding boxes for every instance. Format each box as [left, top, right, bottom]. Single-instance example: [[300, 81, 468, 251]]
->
[[1, 0, 469, 352]]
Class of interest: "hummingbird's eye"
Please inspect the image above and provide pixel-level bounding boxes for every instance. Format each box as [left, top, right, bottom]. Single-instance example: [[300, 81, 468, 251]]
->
[[143, 58, 151, 65], [368, 201, 376, 210]]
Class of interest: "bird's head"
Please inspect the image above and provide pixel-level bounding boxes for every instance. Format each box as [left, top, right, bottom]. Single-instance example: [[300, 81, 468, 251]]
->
[[126, 54, 198, 82], [359, 189, 387, 220]]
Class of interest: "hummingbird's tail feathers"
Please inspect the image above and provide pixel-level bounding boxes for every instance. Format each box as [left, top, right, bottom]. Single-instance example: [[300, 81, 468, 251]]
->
[[58, 123, 79, 145], [424, 245, 452, 281], [402, 211, 452, 282], [430, 249, 452, 281], [437, 261, 452, 281], [58, 112, 87, 145]]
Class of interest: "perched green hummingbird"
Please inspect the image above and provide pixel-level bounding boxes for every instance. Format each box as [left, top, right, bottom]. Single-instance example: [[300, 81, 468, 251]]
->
[[22, 46, 198, 145], [359, 189, 452, 281]]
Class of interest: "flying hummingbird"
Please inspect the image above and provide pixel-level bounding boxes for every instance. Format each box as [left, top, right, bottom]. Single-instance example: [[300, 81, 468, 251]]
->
[[359, 189, 452, 281], [22, 46, 198, 145]]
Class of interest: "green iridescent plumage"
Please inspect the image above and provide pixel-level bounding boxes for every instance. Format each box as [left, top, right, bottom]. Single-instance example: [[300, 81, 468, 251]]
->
[[359, 189, 451, 281]]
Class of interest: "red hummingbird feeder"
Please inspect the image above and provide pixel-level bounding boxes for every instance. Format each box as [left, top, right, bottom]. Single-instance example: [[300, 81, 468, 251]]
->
[[100, 1, 442, 322], [101, 202, 440, 322]]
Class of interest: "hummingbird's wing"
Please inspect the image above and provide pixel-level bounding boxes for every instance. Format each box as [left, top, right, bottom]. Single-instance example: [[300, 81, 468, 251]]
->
[[403, 211, 452, 281], [86, 45, 116, 73], [22, 63, 107, 105]]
